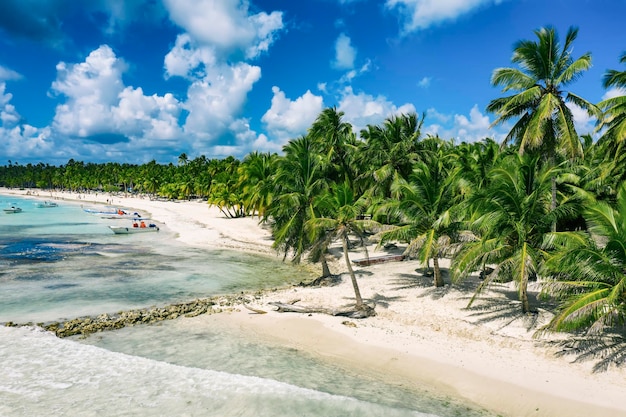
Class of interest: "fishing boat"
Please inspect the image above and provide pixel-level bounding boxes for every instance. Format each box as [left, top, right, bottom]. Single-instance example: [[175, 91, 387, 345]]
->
[[3, 206, 23, 214], [36, 201, 58, 208], [109, 222, 159, 234]]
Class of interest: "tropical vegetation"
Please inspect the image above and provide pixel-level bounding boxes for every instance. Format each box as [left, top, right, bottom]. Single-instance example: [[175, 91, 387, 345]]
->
[[2, 26, 626, 340]]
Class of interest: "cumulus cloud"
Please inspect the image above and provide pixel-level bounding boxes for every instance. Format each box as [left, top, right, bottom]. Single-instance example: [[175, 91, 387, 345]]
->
[[385, 0, 503, 34], [332, 33, 356, 70], [0, 82, 20, 127], [183, 62, 262, 140], [0, 82, 54, 159], [51, 45, 183, 148], [423, 104, 500, 143], [337, 86, 416, 132], [162, 0, 284, 59], [51, 46, 127, 138], [164, 34, 218, 80], [426, 107, 451, 123], [261, 86, 324, 144]]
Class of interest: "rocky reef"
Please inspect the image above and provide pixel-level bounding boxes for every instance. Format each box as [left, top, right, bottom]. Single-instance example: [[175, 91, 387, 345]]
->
[[3, 293, 260, 338]]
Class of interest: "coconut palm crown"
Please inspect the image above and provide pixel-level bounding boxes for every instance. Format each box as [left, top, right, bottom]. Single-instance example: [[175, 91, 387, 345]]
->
[[597, 52, 626, 155], [487, 26, 599, 160]]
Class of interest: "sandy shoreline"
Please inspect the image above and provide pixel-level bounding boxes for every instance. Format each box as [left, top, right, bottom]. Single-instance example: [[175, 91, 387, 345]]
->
[[3, 188, 626, 417]]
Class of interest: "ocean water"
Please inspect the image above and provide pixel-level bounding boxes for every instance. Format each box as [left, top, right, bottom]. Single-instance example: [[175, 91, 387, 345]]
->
[[0, 194, 494, 417]]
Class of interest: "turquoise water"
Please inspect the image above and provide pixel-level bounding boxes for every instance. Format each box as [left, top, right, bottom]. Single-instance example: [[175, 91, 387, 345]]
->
[[0, 193, 494, 417]]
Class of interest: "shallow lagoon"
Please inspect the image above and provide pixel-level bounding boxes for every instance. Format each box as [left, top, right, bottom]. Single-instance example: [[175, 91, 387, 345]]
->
[[0, 193, 494, 417]]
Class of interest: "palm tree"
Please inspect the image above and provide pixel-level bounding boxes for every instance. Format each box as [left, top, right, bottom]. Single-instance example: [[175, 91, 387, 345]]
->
[[452, 153, 580, 314], [376, 136, 460, 287], [488, 26, 599, 218], [267, 136, 329, 268], [542, 182, 626, 333], [451, 138, 503, 196], [358, 112, 424, 199], [306, 182, 377, 313], [239, 151, 277, 219], [597, 52, 626, 161], [308, 107, 357, 186], [488, 26, 598, 159]]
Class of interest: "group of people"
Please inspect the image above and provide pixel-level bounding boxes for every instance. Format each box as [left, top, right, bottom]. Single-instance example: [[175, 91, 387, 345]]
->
[[132, 221, 147, 228]]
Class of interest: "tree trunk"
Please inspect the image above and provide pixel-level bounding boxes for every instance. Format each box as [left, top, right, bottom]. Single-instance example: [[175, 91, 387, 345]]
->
[[520, 273, 530, 314], [343, 236, 363, 307], [551, 175, 557, 232], [433, 255, 444, 287], [321, 256, 331, 278]]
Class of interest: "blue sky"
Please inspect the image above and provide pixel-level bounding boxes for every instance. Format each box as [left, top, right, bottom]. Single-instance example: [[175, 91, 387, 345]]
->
[[1, 0, 625, 165]]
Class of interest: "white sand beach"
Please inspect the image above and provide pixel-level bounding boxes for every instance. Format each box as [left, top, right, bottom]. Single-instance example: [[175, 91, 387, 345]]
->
[[4, 188, 626, 417]]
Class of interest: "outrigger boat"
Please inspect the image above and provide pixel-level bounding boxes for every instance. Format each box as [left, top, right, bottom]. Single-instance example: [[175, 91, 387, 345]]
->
[[3, 206, 22, 214], [36, 201, 58, 208], [101, 211, 148, 220], [84, 206, 123, 215], [109, 221, 159, 234]]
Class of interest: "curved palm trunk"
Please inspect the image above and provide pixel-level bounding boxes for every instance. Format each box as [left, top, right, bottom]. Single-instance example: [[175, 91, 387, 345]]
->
[[342, 237, 363, 307], [433, 255, 444, 287]]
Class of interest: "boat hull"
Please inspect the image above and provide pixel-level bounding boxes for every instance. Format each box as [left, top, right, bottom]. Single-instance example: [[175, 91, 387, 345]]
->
[[109, 225, 159, 234]]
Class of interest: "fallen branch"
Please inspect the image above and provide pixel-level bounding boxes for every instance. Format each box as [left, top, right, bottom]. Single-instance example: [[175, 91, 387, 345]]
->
[[268, 302, 375, 318], [243, 303, 267, 314]]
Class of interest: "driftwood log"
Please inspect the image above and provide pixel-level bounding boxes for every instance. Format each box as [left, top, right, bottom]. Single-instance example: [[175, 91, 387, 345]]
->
[[268, 301, 375, 319]]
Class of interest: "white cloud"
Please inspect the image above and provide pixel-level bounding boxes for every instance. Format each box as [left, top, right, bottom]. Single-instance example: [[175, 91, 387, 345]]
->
[[51, 45, 127, 137], [0, 82, 54, 159], [162, 0, 284, 59], [0, 65, 22, 81], [0, 82, 20, 127], [261, 86, 324, 144], [385, 0, 502, 34], [424, 105, 499, 143], [182, 62, 262, 140], [338, 60, 371, 84], [51, 45, 184, 148], [426, 107, 450, 123], [417, 76, 431, 88], [113, 87, 182, 140], [566, 102, 596, 137], [164, 34, 217, 80], [337, 86, 416, 132], [454, 104, 490, 132], [332, 33, 356, 70], [602, 87, 626, 100]]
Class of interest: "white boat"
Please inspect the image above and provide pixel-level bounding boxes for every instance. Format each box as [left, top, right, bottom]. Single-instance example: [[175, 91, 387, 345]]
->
[[36, 201, 58, 208], [109, 223, 160, 234], [3, 206, 22, 214], [101, 211, 147, 220], [84, 206, 123, 215]]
